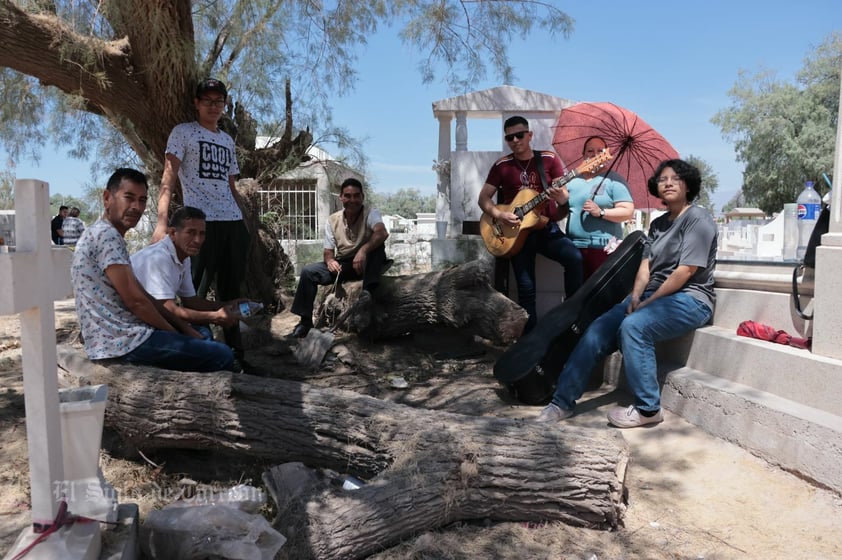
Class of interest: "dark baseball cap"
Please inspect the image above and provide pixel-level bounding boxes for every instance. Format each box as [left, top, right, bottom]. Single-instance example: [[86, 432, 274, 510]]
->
[[196, 78, 227, 98]]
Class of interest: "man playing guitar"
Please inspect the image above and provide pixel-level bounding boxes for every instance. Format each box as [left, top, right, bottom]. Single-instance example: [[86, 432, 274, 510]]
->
[[478, 116, 583, 334]]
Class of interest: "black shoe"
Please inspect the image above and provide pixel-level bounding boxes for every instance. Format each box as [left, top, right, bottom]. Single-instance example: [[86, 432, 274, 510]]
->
[[291, 322, 312, 338]]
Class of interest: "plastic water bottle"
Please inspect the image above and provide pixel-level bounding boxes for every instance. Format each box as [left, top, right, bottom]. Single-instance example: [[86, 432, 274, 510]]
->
[[796, 180, 822, 261], [237, 301, 264, 318]]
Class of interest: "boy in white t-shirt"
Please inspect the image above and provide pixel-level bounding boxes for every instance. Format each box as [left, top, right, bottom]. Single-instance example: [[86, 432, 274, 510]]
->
[[153, 78, 251, 366]]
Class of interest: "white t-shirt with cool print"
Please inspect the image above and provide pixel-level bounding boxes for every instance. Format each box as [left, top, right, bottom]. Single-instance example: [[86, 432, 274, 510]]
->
[[166, 122, 242, 221]]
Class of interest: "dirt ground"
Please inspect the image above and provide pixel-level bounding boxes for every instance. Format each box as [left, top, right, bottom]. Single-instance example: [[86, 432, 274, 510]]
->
[[1, 299, 841, 559]]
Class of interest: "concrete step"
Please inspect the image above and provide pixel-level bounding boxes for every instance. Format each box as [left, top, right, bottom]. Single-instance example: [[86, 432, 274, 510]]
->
[[657, 325, 842, 417], [661, 366, 842, 495]]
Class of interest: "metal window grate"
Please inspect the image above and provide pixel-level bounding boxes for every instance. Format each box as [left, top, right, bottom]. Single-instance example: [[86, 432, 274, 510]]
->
[[257, 179, 319, 241]]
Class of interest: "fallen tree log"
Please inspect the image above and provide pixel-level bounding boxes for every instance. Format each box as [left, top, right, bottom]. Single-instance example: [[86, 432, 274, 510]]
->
[[58, 349, 629, 560], [315, 259, 528, 344]]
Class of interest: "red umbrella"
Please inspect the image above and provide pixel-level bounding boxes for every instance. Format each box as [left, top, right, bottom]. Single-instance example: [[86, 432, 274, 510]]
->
[[552, 102, 680, 210]]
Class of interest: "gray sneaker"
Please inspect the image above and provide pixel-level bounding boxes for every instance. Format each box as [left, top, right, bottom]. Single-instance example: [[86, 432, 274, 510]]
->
[[607, 405, 664, 428], [535, 403, 573, 423]]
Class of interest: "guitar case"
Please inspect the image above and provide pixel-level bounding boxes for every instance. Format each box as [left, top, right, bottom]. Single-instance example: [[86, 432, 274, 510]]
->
[[493, 230, 646, 405]]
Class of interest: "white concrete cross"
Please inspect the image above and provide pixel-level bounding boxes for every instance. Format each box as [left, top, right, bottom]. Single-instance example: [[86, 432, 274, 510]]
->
[[0, 179, 73, 528]]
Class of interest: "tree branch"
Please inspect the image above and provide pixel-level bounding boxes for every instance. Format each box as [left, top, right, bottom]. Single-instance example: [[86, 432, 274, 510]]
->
[[0, 1, 133, 107]]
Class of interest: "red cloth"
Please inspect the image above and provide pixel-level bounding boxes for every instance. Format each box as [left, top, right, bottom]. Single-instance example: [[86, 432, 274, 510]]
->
[[736, 320, 810, 350]]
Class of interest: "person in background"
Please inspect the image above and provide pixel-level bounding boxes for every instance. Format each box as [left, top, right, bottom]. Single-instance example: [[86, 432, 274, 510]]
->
[[565, 136, 635, 279], [71, 168, 236, 372], [478, 115, 583, 334], [536, 159, 717, 428], [153, 78, 251, 366], [51, 205, 68, 245], [61, 207, 86, 246], [289, 178, 389, 338]]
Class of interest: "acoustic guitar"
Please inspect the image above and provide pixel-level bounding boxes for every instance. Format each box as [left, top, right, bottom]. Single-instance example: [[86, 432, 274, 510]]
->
[[479, 150, 613, 258]]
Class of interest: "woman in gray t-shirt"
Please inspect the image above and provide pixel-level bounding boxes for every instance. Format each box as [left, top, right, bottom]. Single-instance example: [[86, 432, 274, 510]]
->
[[537, 159, 717, 428]]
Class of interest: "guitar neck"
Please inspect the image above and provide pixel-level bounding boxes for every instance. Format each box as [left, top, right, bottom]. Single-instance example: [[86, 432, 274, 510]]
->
[[550, 167, 579, 189], [522, 168, 579, 212], [518, 168, 581, 215]]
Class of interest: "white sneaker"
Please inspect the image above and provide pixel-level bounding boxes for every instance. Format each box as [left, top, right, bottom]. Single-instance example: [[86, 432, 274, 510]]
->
[[535, 403, 573, 423], [607, 405, 664, 428]]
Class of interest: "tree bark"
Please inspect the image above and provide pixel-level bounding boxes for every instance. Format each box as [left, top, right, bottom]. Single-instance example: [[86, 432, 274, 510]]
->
[[0, 0, 193, 167], [0, 1, 305, 179], [318, 259, 528, 345], [57, 349, 629, 560], [235, 178, 293, 308]]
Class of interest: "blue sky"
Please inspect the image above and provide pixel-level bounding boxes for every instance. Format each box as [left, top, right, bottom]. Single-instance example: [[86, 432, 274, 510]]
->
[[5, 0, 841, 212]]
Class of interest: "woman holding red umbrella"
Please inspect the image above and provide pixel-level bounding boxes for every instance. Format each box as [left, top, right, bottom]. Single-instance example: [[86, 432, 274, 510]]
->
[[566, 136, 635, 278], [536, 159, 717, 428]]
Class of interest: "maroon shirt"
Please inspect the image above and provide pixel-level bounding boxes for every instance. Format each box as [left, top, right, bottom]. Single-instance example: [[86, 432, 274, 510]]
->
[[485, 150, 567, 221]]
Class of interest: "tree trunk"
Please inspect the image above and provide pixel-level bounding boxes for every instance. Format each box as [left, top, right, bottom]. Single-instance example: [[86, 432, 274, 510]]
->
[[57, 350, 629, 560], [318, 259, 528, 345], [236, 178, 294, 309]]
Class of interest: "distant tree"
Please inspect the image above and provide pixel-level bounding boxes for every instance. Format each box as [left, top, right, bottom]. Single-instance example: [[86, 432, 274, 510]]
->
[[711, 32, 841, 215], [369, 188, 436, 217], [0, 169, 12, 210], [49, 193, 97, 223], [685, 155, 718, 214], [721, 191, 747, 215]]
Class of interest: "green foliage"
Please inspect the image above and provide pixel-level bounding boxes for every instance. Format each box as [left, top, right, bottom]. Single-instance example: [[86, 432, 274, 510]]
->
[[368, 187, 435, 217], [712, 31, 840, 215], [48, 193, 97, 223], [684, 155, 719, 214], [0, 169, 13, 209], [0, 0, 575, 181]]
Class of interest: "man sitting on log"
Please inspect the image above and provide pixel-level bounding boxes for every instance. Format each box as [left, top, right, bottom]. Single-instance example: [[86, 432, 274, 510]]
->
[[290, 177, 389, 338], [131, 206, 251, 367], [71, 168, 237, 372]]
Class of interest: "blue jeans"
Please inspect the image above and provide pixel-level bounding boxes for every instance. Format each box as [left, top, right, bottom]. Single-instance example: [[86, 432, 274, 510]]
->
[[122, 330, 235, 372], [511, 224, 583, 332], [193, 325, 214, 340], [550, 291, 712, 412]]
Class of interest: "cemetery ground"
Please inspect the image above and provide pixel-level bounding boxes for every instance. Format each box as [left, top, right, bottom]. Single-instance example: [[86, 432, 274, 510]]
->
[[0, 299, 841, 559]]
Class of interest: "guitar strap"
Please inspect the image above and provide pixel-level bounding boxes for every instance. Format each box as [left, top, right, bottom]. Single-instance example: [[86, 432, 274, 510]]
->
[[532, 149, 549, 191], [534, 150, 569, 227]]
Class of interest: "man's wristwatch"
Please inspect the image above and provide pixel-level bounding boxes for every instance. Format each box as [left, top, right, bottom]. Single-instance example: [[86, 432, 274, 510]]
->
[[599, 208, 606, 218]]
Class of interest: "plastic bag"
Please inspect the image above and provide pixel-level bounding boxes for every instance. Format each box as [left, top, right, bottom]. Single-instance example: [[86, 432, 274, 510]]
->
[[141, 504, 286, 560]]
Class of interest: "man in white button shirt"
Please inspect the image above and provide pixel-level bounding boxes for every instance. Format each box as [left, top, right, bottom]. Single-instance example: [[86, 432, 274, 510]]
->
[[132, 206, 244, 342]]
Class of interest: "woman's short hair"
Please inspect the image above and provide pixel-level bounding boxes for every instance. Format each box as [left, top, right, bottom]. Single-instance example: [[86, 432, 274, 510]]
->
[[647, 159, 702, 202]]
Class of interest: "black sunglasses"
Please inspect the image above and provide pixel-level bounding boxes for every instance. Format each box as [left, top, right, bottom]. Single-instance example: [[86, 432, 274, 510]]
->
[[504, 131, 530, 142]]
